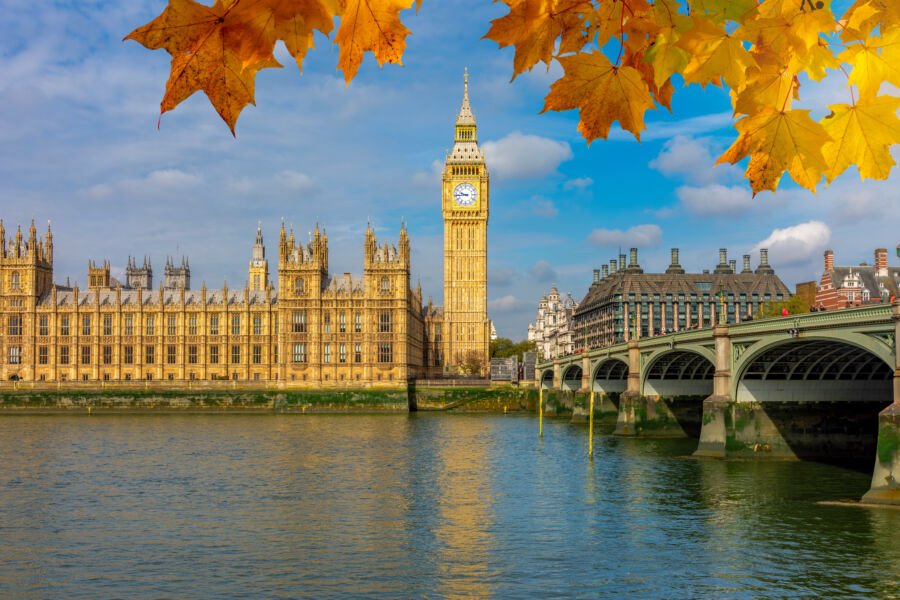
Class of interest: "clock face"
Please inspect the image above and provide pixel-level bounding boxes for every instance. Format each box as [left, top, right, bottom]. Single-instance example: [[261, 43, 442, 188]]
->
[[453, 182, 478, 207]]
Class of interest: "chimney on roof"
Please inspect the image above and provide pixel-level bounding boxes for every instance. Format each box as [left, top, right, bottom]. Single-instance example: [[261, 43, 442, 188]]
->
[[756, 248, 774, 275], [714, 248, 731, 274], [619, 253, 626, 272], [602, 264, 609, 278], [593, 269, 600, 283], [610, 259, 617, 275], [876, 248, 888, 277], [729, 259, 736, 273], [629, 247, 638, 267], [666, 247, 685, 275], [742, 254, 752, 273], [824, 249, 834, 271]]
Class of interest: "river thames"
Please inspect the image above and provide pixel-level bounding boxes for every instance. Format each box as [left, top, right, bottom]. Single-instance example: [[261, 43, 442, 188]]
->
[[1, 413, 899, 599]]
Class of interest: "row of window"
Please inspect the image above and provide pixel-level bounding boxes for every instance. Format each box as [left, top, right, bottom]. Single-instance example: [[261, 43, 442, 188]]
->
[[291, 310, 392, 333], [11, 314, 276, 337], [9, 343, 395, 365], [291, 277, 393, 294]]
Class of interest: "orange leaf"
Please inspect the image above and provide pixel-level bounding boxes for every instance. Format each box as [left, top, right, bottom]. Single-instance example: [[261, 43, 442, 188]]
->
[[541, 51, 656, 142], [126, 0, 283, 133], [334, 0, 414, 83], [717, 107, 830, 194], [484, 0, 597, 79]]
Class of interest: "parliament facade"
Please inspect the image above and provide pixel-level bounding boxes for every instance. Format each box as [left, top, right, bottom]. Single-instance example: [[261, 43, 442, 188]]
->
[[0, 74, 491, 386]]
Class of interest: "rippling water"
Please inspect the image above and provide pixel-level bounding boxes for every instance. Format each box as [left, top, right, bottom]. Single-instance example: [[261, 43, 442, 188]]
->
[[1, 414, 899, 599]]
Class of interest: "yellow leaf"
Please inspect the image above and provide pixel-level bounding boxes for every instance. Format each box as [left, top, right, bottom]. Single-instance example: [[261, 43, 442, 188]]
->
[[840, 27, 900, 99], [717, 107, 830, 194], [270, 0, 340, 71], [821, 95, 900, 182], [689, 0, 758, 23], [789, 37, 839, 81], [676, 17, 757, 89], [541, 51, 656, 142], [842, 0, 900, 38], [644, 31, 690, 87], [732, 49, 798, 116], [334, 0, 414, 83], [740, 0, 836, 61]]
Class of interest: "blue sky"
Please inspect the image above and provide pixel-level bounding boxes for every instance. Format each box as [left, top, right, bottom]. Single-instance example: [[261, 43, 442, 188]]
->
[[2, 0, 899, 339]]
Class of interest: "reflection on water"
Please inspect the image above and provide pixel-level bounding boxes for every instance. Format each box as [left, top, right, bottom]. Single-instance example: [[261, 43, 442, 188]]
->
[[0, 414, 899, 599]]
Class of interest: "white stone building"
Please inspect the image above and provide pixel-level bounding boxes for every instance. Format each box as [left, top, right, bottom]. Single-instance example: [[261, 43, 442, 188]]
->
[[527, 284, 578, 360]]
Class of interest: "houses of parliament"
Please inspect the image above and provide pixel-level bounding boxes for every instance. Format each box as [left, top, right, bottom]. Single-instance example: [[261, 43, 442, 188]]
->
[[0, 74, 491, 386]]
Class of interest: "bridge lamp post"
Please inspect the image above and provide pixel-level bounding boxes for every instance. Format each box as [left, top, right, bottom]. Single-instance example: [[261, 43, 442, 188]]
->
[[717, 284, 726, 325]]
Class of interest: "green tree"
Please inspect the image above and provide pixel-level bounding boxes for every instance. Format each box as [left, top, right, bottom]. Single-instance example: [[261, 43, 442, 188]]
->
[[490, 338, 536, 359], [755, 295, 810, 320]]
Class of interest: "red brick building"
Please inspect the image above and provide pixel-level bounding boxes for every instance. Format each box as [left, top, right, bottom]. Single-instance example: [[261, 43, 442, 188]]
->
[[814, 246, 900, 310]]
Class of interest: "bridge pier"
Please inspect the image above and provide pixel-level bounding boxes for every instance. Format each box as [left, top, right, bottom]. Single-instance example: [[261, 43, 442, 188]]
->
[[695, 325, 733, 457], [862, 305, 900, 504], [614, 341, 641, 435]]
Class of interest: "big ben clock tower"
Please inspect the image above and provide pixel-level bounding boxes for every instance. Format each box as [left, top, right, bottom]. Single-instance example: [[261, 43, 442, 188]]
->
[[442, 69, 490, 374]]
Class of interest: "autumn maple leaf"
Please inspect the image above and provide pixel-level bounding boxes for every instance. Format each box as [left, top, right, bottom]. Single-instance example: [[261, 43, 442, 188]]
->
[[334, 0, 414, 83], [541, 51, 656, 142], [718, 107, 831, 194], [821, 95, 900, 183]]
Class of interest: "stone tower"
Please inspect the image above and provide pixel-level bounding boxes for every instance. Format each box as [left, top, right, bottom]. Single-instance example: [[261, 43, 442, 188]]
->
[[87, 260, 110, 290], [441, 69, 490, 375], [164, 256, 191, 290], [126, 256, 153, 290], [249, 222, 269, 291], [0, 218, 53, 300]]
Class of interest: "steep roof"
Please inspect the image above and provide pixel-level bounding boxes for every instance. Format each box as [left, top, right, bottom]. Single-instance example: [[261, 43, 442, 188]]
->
[[575, 271, 791, 316]]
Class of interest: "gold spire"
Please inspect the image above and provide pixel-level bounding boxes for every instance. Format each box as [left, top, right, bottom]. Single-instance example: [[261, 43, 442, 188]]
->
[[456, 68, 475, 125]]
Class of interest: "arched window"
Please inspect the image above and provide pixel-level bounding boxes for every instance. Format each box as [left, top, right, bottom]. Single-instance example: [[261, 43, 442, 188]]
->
[[381, 277, 390, 293], [294, 277, 304, 294], [10, 272, 20, 290]]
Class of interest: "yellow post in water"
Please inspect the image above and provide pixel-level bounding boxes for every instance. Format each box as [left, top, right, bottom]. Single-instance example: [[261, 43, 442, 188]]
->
[[539, 387, 543, 438], [588, 390, 594, 459]]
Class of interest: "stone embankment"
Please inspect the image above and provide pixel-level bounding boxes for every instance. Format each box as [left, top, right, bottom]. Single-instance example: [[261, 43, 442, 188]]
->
[[0, 383, 541, 414]]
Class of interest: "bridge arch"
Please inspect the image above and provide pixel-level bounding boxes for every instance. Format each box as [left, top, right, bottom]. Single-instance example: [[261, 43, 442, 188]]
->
[[734, 335, 894, 403], [561, 365, 583, 391], [641, 349, 715, 397], [730, 334, 895, 468], [539, 369, 554, 390], [592, 358, 628, 393]]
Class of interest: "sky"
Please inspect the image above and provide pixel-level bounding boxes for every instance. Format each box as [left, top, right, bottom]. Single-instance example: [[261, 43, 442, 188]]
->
[[1, 0, 899, 339]]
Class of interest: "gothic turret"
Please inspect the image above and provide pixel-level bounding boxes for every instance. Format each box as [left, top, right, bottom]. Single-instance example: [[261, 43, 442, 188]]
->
[[249, 221, 269, 291]]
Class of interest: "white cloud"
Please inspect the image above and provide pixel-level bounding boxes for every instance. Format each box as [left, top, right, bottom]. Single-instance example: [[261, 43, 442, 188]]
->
[[275, 170, 315, 193], [482, 132, 573, 180], [488, 295, 530, 312], [650, 135, 742, 185], [144, 169, 201, 189], [411, 159, 443, 187], [754, 221, 831, 266], [586, 224, 662, 247], [224, 177, 256, 195], [528, 260, 558, 282], [608, 112, 734, 141], [676, 184, 756, 217], [488, 267, 517, 286], [647, 206, 677, 218], [563, 177, 593, 190], [532, 198, 558, 218]]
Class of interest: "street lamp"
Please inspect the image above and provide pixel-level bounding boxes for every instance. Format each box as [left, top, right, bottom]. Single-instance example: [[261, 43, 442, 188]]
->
[[717, 284, 726, 324]]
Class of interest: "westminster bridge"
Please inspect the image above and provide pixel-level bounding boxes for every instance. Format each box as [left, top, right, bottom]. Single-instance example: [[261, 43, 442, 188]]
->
[[537, 302, 900, 505]]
